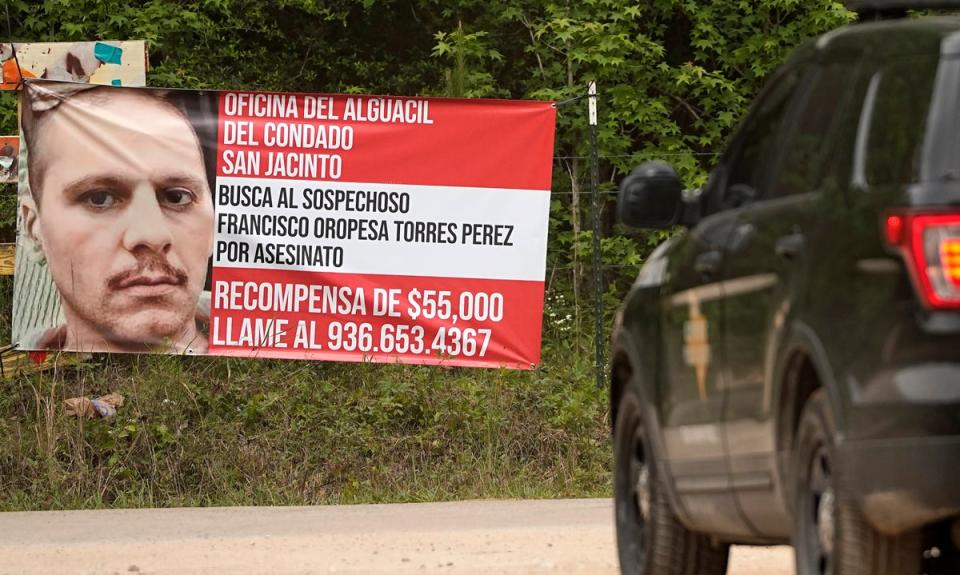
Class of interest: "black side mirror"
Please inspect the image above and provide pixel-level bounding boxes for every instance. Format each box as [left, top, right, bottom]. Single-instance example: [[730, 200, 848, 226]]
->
[[726, 183, 757, 208], [617, 161, 683, 229]]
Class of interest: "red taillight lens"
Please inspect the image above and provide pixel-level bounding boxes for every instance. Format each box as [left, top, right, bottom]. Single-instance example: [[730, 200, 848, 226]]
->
[[884, 212, 960, 309], [885, 214, 905, 245]]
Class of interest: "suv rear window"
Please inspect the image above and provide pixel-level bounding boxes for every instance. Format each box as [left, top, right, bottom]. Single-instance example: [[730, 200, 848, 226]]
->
[[773, 63, 849, 197], [861, 55, 940, 186]]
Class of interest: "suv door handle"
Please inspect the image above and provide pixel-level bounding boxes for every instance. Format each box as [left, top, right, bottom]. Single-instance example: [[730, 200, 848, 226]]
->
[[729, 223, 756, 253], [695, 250, 723, 277], [775, 233, 806, 259]]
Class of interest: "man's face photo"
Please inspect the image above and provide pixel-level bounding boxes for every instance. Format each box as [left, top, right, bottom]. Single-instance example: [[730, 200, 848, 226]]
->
[[21, 86, 215, 353]]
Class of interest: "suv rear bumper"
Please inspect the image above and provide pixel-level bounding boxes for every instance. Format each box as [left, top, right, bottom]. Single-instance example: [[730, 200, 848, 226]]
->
[[838, 434, 960, 535]]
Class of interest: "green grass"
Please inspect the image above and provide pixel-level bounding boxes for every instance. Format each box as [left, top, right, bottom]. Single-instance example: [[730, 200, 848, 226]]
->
[[0, 330, 612, 510]]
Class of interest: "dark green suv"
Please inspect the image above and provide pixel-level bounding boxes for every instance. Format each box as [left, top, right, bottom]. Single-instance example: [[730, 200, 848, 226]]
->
[[610, 2, 960, 574]]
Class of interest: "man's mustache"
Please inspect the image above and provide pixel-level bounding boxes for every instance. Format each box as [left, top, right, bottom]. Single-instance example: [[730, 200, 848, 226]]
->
[[107, 256, 188, 290]]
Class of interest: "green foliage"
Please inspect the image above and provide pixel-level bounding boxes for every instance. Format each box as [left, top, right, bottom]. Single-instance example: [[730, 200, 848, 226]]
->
[[505, 0, 852, 179], [433, 22, 504, 97]]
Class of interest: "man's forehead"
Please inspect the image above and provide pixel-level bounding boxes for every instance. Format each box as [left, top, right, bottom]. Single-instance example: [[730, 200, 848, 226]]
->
[[31, 91, 210, 200], [37, 93, 205, 169], [39, 91, 200, 146]]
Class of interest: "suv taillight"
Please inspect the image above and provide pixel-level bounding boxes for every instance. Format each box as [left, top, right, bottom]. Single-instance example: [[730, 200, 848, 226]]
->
[[885, 212, 960, 310]]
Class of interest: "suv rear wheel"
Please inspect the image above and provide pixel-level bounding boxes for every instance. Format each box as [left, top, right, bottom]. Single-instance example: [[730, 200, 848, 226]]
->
[[614, 386, 730, 575], [793, 390, 923, 575]]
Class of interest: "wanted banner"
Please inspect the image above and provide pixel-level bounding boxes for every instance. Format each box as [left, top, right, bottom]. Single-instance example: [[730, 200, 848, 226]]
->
[[14, 80, 556, 369]]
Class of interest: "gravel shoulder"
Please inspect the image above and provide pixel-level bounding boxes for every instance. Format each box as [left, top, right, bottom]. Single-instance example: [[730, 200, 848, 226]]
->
[[0, 499, 792, 574]]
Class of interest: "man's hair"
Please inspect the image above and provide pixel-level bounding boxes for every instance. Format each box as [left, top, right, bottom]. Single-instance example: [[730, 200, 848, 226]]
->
[[20, 82, 212, 206]]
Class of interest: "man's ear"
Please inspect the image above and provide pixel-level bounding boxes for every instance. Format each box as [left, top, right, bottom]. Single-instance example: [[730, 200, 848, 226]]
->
[[20, 194, 45, 261], [206, 205, 216, 258]]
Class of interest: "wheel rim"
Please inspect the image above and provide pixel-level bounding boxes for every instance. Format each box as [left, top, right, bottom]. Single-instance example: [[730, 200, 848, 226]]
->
[[636, 455, 651, 523], [616, 403, 652, 570], [632, 425, 651, 526], [803, 444, 835, 575]]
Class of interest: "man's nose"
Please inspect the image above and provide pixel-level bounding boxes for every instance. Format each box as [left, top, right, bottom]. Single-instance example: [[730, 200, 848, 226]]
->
[[121, 183, 173, 254]]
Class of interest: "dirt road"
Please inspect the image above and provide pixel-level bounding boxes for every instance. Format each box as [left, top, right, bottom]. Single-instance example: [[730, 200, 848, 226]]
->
[[0, 499, 791, 574]]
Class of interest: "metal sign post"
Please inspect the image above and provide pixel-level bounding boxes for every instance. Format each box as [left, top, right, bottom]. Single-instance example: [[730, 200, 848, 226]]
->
[[588, 82, 605, 389]]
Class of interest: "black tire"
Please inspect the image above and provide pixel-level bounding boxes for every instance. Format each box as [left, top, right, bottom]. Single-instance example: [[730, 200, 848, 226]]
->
[[614, 387, 730, 575], [793, 389, 923, 575]]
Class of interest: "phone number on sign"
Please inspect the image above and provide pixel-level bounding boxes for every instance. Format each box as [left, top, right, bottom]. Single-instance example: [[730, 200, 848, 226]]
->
[[328, 322, 493, 358]]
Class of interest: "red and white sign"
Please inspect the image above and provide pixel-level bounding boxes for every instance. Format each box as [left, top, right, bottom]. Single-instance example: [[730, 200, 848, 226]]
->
[[208, 92, 556, 368], [14, 83, 555, 367]]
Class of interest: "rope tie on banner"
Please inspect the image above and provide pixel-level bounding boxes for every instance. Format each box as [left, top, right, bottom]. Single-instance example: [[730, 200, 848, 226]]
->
[[552, 93, 588, 108], [552, 84, 599, 108], [4, 4, 26, 90]]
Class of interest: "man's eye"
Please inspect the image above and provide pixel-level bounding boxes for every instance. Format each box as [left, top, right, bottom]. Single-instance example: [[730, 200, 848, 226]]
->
[[83, 191, 117, 208], [160, 187, 195, 207]]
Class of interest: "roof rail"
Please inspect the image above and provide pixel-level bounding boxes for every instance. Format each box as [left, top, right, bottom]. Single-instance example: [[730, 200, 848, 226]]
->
[[853, 0, 960, 20]]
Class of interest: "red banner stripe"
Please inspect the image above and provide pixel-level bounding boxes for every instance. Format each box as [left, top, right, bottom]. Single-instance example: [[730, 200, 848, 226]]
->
[[216, 93, 556, 190], [208, 267, 545, 369]]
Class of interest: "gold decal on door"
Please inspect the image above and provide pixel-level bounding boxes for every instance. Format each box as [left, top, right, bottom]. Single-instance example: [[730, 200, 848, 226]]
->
[[683, 293, 711, 400]]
